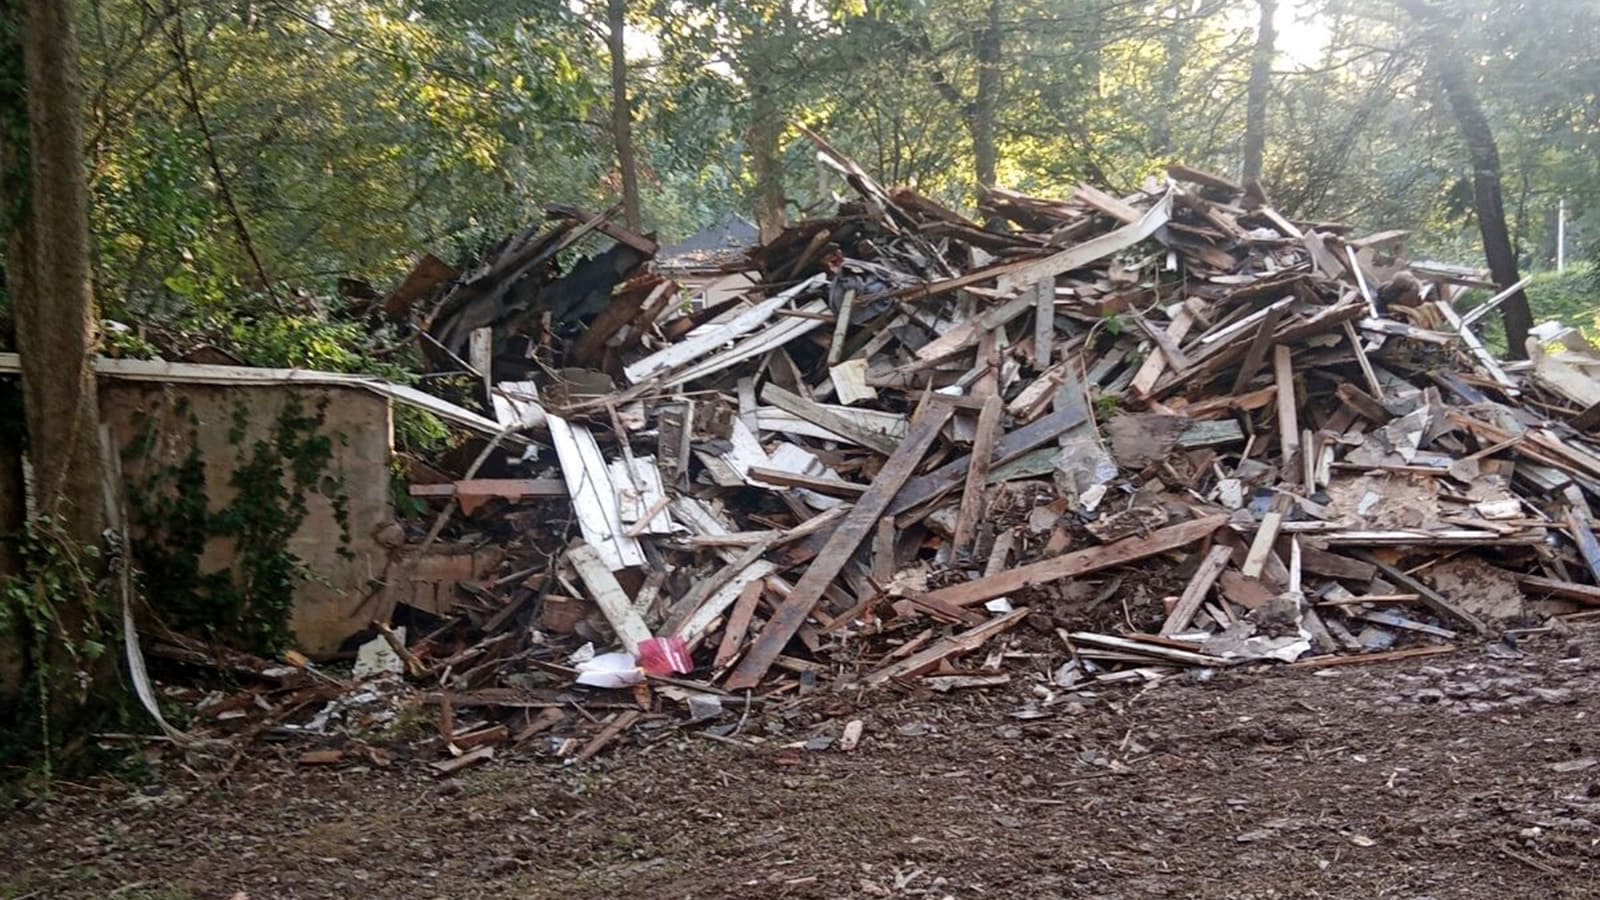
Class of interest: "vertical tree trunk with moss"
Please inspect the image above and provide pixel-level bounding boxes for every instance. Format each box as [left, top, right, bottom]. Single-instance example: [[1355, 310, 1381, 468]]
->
[[607, 0, 641, 231], [0, 0, 34, 696], [13, 0, 102, 544], [1241, 0, 1275, 184], [971, 0, 1002, 192], [2, 0, 107, 732], [748, 80, 786, 244]]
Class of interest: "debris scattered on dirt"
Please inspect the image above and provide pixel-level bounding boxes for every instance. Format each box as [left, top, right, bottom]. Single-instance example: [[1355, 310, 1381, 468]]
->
[[110, 132, 1600, 768]]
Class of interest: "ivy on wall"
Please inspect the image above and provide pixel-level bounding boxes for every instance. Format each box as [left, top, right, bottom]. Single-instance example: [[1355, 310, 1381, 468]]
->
[[124, 392, 352, 653]]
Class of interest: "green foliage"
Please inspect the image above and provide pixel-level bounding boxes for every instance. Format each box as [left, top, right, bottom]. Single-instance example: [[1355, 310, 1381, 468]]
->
[[1524, 264, 1600, 333], [124, 394, 351, 654], [0, 517, 121, 773]]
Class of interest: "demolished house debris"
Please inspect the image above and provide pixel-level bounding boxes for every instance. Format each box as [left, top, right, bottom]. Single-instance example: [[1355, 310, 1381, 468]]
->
[[76, 132, 1600, 767]]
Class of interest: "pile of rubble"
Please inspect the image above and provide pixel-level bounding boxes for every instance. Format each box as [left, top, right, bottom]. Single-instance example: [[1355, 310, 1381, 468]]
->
[[159, 131, 1600, 769]]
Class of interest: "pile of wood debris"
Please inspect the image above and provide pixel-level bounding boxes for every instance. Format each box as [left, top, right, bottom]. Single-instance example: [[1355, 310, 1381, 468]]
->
[[171, 132, 1600, 770]]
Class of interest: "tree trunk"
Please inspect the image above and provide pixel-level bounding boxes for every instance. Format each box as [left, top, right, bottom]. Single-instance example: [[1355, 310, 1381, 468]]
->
[[748, 82, 786, 244], [1241, 0, 1276, 184], [13, 0, 103, 546], [971, 0, 1002, 193], [1433, 48, 1534, 358], [607, 0, 641, 230]]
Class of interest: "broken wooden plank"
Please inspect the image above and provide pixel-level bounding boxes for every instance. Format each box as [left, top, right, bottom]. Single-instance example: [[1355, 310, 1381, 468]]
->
[[891, 390, 1086, 515], [713, 580, 767, 670], [624, 275, 824, 384], [1240, 511, 1284, 579], [1349, 550, 1489, 634], [1273, 344, 1300, 479], [548, 415, 645, 570], [852, 606, 1030, 688], [951, 394, 1002, 558], [572, 710, 643, 764], [762, 383, 900, 455], [1160, 544, 1232, 636], [1131, 307, 1197, 397], [1070, 632, 1233, 667], [1033, 278, 1055, 368], [726, 401, 956, 690], [921, 515, 1228, 608], [1515, 573, 1600, 607], [828, 289, 856, 366], [567, 542, 652, 654]]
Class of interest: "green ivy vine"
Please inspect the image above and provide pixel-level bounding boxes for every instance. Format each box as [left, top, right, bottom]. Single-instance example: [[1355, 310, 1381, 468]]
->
[[125, 392, 353, 653]]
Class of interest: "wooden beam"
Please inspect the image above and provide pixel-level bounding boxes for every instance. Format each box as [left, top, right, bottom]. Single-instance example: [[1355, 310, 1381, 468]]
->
[[1160, 544, 1232, 635], [852, 607, 1030, 688], [1228, 302, 1286, 393], [827, 289, 855, 366], [1033, 278, 1054, 368], [566, 543, 651, 653], [1342, 320, 1385, 402], [1131, 308, 1196, 397], [1273, 344, 1300, 479], [725, 401, 956, 689], [712, 580, 766, 671], [1515, 573, 1600, 607], [746, 467, 867, 498], [762, 383, 900, 455], [951, 394, 1003, 558], [921, 515, 1227, 608], [1240, 511, 1284, 579], [1350, 550, 1489, 634], [891, 394, 1085, 515]]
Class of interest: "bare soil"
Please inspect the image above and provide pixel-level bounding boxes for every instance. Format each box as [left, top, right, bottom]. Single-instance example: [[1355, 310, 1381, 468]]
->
[[5, 628, 1600, 899]]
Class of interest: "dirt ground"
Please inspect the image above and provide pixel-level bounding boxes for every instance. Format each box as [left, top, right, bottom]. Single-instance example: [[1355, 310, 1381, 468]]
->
[[4, 628, 1600, 900]]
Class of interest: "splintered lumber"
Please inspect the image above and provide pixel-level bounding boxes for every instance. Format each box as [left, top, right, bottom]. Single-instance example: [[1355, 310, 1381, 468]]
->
[[1160, 544, 1233, 635], [1034, 278, 1055, 367], [1515, 574, 1600, 607], [854, 606, 1030, 688], [1069, 632, 1232, 667], [882, 191, 1172, 306], [573, 710, 643, 764], [624, 274, 823, 383], [1288, 644, 1457, 669], [1273, 345, 1300, 473], [567, 542, 652, 654], [713, 580, 767, 670], [1565, 509, 1600, 585], [1343, 320, 1385, 402], [1433, 298, 1517, 392], [762, 383, 900, 455], [828, 289, 856, 365], [429, 745, 494, 775], [891, 391, 1086, 515], [1350, 550, 1488, 634], [548, 415, 645, 570], [726, 401, 956, 689], [747, 467, 867, 497], [921, 515, 1228, 608], [951, 394, 1003, 557], [1240, 511, 1284, 579], [1131, 307, 1197, 397]]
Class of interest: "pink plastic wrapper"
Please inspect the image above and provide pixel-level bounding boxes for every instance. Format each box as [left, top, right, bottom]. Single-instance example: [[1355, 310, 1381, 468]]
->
[[636, 636, 692, 676]]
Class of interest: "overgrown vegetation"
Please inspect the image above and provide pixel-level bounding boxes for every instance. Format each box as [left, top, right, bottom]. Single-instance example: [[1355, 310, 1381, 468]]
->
[[0, 517, 137, 776]]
